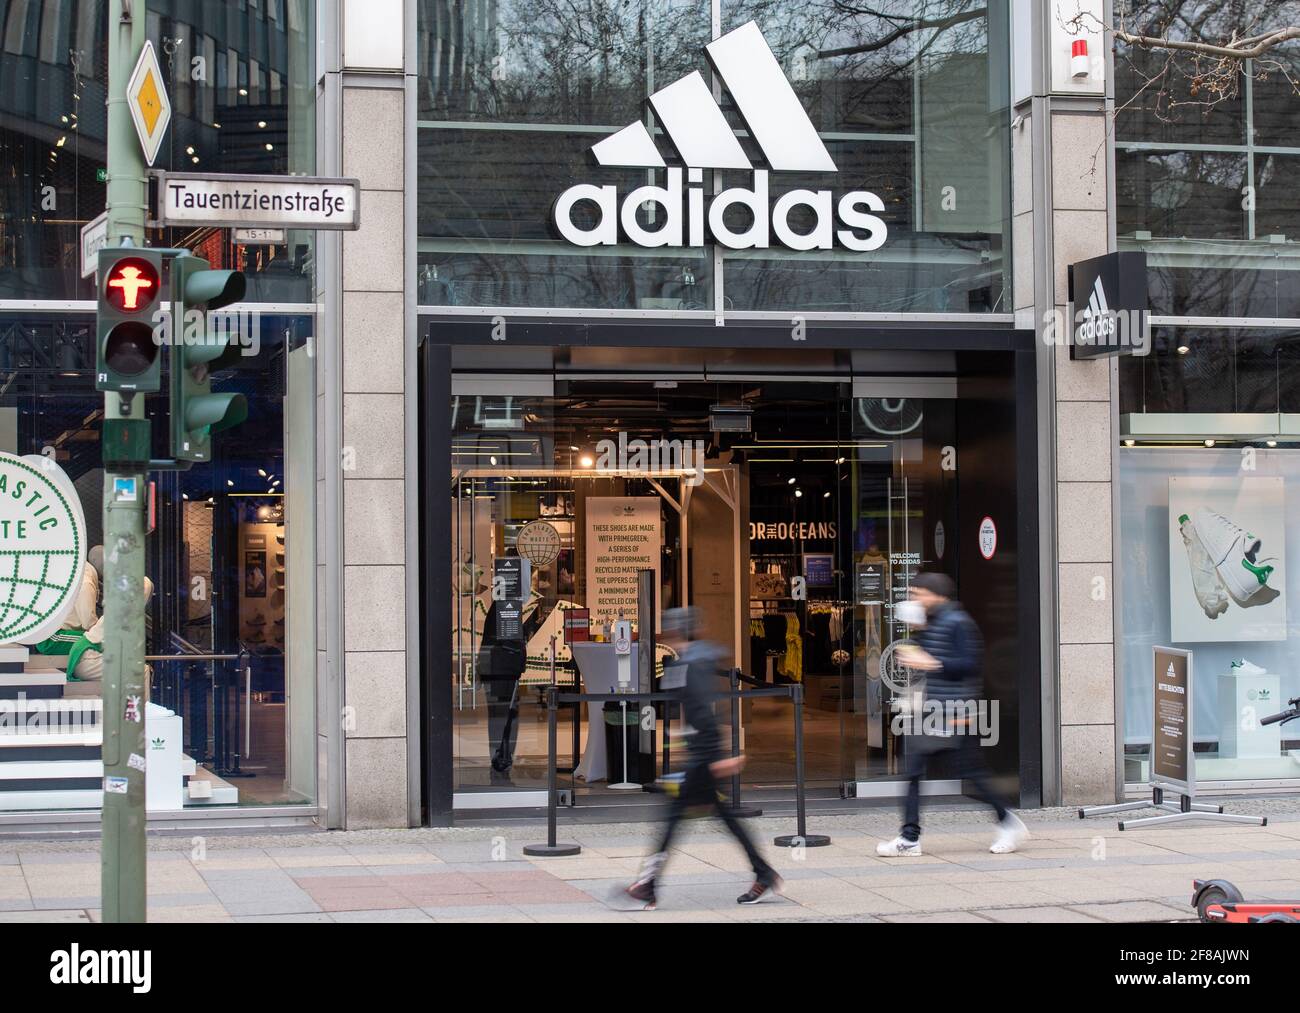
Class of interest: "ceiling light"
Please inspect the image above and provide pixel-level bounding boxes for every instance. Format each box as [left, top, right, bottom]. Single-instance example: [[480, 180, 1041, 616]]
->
[[835, 456, 845, 464], [569, 445, 579, 452], [1123, 439, 1135, 447], [794, 489, 803, 497], [787, 477, 796, 485], [186, 146, 195, 155], [1204, 439, 1215, 447], [258, 120, 267, 128], [1267, 439, 1278, 447], [258, 469, 267, 477], [823, 491, 831, 498], [239, 88, 248, 96], [580, 455, 595, 468], [55, 136, 66, 147], [226, 479, 234, 486], [489, 456, 497, 466], [1177, 344, 1190, 355], [265, 143, 273, 151]]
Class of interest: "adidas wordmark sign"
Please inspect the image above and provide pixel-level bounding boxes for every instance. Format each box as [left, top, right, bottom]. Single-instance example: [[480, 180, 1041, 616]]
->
[[552, 22, 888, 254]]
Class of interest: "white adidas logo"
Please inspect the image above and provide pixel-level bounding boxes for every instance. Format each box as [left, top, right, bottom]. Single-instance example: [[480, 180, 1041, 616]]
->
[[552, 21, 888, 254], [1076, 274, 1117, 343]]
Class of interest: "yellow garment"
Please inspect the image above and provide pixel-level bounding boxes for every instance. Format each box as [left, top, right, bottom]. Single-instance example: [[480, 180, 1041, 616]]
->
[[780, 612, 802, 682]]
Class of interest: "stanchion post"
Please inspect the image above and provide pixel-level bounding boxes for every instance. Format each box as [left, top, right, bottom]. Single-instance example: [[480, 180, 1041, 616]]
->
[[775, 683, 830, 847], [727, 669, 761, 818], [523, 686, 581, 856]]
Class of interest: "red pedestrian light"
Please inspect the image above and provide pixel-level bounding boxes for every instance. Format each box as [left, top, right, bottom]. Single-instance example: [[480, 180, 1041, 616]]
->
[[104, 256, 161, 312]]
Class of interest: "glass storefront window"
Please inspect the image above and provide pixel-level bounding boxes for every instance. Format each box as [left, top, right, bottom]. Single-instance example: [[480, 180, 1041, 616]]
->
[[1119, 447, 1300, 785], [0, 311, 316, 812], [0, 0, 315, 302], [417, 0, 1010, 313], [447, 367, 1022, 801]]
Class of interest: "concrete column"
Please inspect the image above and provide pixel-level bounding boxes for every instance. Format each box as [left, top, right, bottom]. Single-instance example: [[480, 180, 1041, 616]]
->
[[1015, 1, 1118, 805], [317, 0, 416, 829]]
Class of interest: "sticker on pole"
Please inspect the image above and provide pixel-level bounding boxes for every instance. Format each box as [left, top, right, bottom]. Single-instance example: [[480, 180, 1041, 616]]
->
[[104, 776, 129, 795], [0, 453, 86, 646], [978, 516, 997, 560], [113, 477, 138, 502], [126, 40, 171, 167]]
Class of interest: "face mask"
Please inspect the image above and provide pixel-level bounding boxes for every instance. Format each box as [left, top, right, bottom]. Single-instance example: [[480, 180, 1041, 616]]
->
[[895, 600, 927, 627]]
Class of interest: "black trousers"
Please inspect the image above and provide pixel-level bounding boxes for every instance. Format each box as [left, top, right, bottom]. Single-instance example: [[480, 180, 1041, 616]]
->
[[651, 764, 775, 883], [901, 734, 1010, 842]]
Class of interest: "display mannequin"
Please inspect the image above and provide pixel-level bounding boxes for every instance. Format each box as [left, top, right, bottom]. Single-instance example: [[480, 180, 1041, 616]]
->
[[29, 545, 102, 680]]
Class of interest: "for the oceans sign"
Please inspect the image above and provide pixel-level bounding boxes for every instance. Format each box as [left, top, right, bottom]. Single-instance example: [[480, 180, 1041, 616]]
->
[[0, 454, 86, 644]]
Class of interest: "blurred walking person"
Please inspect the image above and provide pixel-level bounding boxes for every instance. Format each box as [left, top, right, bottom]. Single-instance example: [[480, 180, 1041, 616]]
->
[[876, 572, 1028, 857], [624, 607, 781, 910]]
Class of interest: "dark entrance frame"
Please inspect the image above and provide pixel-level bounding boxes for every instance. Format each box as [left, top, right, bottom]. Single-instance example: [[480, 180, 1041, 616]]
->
[[417, 316, 1041, 826]]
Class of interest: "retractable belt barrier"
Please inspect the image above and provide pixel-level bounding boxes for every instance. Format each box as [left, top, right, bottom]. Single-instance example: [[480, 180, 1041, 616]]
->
[[522, 680, 831, 857]]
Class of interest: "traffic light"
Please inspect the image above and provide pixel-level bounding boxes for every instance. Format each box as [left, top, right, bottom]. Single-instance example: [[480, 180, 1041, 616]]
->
[[97, 248, 165, 392], [169, 254, 248, 462]]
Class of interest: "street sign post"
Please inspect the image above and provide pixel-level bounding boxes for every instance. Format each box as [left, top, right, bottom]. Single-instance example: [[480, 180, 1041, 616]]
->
[[153, 171, 361, 230], [80, 211, 108, 279], [125, 40, 171, 166]]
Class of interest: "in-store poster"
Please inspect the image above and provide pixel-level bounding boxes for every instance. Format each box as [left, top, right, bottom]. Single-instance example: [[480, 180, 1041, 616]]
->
[[584, 497, 661, 629], [1168, 476, 1286, 643]]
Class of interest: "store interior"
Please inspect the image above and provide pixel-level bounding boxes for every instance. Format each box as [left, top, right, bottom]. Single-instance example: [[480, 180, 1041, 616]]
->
[[447, 363, 1016, 799], [0, 311, 314, 813]]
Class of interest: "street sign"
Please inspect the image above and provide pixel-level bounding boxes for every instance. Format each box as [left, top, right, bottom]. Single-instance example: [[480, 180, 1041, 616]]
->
[[233, 227, 287, 245], [153, 172, 361, 230], [80, 210, 108, 279], [126, 41, 171, 167]]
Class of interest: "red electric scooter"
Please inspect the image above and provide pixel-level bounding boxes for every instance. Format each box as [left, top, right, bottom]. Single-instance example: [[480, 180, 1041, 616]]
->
[[1191, 696, 1300, 923]]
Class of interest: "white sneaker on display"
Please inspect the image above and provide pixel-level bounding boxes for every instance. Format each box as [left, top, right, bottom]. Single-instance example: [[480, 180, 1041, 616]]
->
[[990, 811, 1028, 854], [1230, 658, 1267, 677], [1177, 514, 1230, 619], [876, 836, 922, 857], [1191, 508, 1275, 603]]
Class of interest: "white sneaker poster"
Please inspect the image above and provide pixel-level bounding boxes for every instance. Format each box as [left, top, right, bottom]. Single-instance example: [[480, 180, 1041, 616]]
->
[[1168, 476, 1286, 643]]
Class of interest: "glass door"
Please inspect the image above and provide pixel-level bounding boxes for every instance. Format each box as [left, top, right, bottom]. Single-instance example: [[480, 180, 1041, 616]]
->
[[843, 394, 958, 791]]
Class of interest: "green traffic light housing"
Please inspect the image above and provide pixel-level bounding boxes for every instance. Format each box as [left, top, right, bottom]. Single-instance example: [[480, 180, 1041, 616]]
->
[[169, 254, 249, 462]]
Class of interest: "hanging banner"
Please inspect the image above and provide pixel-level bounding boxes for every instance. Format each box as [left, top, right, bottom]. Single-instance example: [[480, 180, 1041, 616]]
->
[[585, 497, 660, 630]]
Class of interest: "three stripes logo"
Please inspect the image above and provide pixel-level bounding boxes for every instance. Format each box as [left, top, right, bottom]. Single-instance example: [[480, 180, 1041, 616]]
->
[[1076, 274, 1116, 343], [552, 21, 888, 253]]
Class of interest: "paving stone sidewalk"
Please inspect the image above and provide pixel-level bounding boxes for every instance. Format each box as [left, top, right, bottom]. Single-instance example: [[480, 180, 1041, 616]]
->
[[2, 800, 1298, 923]]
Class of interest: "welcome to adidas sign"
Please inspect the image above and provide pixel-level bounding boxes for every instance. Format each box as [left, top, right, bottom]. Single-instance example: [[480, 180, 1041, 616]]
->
[[552, 22, 888, 253]]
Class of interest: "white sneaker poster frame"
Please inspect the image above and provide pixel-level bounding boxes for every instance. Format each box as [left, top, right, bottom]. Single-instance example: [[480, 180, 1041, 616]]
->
[[1168, 476, 1286, 643]]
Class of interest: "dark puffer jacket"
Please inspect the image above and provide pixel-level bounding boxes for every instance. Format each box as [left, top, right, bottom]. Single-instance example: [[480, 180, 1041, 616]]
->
[[912, 600, 983, 702]]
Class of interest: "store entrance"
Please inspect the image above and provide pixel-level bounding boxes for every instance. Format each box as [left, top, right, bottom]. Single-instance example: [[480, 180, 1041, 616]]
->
[[446, 365, 1016, 801]]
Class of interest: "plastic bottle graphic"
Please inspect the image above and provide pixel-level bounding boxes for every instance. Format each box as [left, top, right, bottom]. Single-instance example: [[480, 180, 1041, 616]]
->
[[1179, 513, 1229, 619]]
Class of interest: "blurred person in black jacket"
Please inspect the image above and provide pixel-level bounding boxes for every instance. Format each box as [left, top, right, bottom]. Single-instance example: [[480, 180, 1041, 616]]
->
[[623, 607, 781, 910], [875, 571, 1028, 858]]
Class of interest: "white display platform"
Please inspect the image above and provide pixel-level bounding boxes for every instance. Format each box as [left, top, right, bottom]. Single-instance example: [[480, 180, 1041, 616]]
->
[[570, 642, 644, 782], [1219, 669, 1283, 758]]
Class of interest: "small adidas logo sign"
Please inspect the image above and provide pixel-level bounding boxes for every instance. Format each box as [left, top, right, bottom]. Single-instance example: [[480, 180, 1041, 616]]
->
[[553, 22, 888, 254], [1076, 275, 1116, 343]]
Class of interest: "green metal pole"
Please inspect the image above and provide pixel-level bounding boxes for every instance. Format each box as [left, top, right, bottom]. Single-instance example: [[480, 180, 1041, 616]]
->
[[101, 0, 150, 924]]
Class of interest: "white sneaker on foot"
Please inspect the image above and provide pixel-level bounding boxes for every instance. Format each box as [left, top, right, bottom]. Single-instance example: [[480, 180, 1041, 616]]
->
[[876, 835, 922, 857], [990, 811, 1028, 854]]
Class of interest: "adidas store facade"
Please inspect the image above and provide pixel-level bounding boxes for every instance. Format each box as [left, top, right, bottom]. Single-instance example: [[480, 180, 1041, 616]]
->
[[180, 0, 1300, 832], [405, 1, 1056, 824]]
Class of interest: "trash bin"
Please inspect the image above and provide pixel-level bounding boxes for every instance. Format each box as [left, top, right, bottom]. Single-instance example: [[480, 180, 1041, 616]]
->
[[603, 700, 656, 784]]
